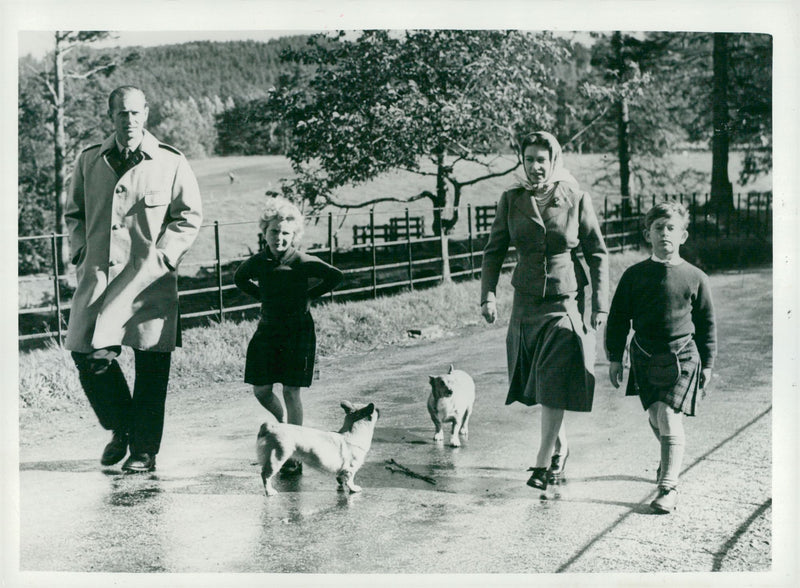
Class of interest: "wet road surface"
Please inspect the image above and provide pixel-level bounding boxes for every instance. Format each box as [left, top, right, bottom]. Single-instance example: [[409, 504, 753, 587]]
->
[[16, 269, 777, 579]]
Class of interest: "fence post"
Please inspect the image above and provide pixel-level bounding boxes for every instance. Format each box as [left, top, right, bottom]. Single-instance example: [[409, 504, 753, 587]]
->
[[467, 204, 475, 277], [439, 209, 451, 283], [328, 212, 335, 301], [620, 198, 626, 250], [636, 195, 642, 250], [51, 233, 63, 346], [370, 209, 377, 299], [214, 221, 224, 322], [405, 208, 413, 290]]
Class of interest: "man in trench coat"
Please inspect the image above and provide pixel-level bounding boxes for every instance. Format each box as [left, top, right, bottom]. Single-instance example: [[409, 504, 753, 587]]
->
[[65, 85, 203, 472]]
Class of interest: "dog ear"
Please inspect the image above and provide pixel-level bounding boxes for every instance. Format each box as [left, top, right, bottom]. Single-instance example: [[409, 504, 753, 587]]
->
[[448, 364, 454, 374], [366, 403, 375, 414], [341, 401, 354, 413], [429, 376, 435, 385]]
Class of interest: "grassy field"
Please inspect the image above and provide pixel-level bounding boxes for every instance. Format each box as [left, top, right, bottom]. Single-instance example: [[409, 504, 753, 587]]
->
[[183, 151, 772, 272]]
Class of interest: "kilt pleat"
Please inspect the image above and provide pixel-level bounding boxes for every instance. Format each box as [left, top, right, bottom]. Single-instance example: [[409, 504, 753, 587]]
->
[[626, 335, 702, 416]]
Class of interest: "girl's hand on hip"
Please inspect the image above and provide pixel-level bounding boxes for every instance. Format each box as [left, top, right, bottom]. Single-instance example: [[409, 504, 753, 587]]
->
[[481, 301, 497, 324]]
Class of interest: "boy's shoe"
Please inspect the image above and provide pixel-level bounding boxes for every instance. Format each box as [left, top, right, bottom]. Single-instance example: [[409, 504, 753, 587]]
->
[[279, 458, 303, 478], [547, 449, 570, 483], [526, 467, 548, 490], [650, 487, 678, 513]]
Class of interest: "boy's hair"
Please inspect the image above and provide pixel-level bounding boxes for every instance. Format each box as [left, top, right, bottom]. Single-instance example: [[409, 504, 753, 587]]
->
[[644, 201, 690, 230], [258, 196, 305, 244]]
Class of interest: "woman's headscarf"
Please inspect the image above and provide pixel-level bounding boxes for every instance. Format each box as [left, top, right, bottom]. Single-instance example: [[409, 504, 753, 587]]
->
[[516, 131, 579, 204]]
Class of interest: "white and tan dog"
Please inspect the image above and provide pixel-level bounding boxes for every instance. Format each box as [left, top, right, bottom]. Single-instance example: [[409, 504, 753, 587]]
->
[[256, 401, 380, 496], [428, 365, 475, 447]]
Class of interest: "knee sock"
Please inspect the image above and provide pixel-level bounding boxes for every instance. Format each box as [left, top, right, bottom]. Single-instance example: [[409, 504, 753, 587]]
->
[[659, 434, 685, 490]]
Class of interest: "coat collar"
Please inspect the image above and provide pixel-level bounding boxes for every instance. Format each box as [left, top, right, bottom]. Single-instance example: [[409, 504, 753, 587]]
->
[[100, 130, 160, 160], [512, 185, 578, 228]]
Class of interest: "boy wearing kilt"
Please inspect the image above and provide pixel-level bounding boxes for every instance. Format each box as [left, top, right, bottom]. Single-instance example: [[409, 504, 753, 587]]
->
[[605, 201, 716, 513], [234, 196, 343, 477]]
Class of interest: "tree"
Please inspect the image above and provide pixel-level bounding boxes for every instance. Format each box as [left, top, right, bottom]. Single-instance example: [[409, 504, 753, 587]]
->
[[24, 31, 127, 271], [264, 30, 569, 233], [710, 33, 734, 210]]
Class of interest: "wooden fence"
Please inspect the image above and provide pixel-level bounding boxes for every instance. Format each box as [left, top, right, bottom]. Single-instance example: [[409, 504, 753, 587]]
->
[[17, 192, 772, 346]]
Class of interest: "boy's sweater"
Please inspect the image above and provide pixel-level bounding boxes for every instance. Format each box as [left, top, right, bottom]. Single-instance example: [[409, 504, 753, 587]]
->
[[605, 258, 716, 369]]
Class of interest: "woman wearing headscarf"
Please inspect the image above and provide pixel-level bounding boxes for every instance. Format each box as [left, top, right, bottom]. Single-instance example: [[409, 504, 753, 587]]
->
[[480, 131, 609, 490]]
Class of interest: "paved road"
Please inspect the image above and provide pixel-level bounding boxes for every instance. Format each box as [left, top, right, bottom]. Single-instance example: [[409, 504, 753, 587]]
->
[[14, 268, 781, 584]]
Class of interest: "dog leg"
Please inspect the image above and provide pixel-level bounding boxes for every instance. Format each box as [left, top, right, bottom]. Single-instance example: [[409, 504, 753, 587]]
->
[[341, 470, 362, 493], [429, 406, 444, 442], [449, 417, 461, 447], [460, 408, 471, 439]]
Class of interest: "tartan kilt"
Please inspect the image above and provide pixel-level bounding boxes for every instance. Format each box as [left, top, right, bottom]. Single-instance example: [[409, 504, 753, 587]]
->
[[626, 335, 702, 416], [244, 312, 316, 387]]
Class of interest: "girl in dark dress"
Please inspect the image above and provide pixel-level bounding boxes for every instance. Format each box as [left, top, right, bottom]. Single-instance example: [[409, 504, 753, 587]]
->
[[234, 196, 343, 476]]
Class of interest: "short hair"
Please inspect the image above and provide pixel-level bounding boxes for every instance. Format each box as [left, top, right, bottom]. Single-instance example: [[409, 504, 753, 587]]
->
[[258, 196, 305, 243], [644, 200, 690, 230], [108, 86, 147, 112]]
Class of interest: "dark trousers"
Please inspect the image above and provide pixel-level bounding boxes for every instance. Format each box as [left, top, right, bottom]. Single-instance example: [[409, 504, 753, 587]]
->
[[71, 346, 171, 455]]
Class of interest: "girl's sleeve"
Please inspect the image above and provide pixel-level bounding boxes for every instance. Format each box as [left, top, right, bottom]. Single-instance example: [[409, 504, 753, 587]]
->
[[692, 271, 717, 369], [480, 191, 511, 305], [578, 191, 609, 314], [234, 256, 260, 300], [306, 257, 344, 299], [605, 269, 632, 362]]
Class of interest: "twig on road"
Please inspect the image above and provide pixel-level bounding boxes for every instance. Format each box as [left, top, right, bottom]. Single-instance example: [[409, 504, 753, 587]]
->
[[385, 458, 436, 485]]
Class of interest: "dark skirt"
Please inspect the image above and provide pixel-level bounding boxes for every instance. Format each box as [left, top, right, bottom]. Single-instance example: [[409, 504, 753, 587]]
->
[[505, 292, 596, 411], [244, 313, 316, 387], [626, 335, 701, 416]]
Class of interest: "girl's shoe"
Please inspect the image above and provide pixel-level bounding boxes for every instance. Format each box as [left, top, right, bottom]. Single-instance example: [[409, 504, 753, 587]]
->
[[547, 449, 569, 483], [526, 467, 548, 490], [650, 487, 678, 513]]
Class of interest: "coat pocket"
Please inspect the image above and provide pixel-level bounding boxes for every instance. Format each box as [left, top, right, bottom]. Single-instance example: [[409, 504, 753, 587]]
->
[[143, 190, 170, 206]]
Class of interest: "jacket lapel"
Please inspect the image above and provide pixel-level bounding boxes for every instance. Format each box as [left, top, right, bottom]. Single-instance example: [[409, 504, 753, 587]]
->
[[512, 189, 544, 229]]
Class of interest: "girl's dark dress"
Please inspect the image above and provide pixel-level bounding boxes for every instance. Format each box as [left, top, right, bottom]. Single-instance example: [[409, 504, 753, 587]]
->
[[234, 247, 343, 387]]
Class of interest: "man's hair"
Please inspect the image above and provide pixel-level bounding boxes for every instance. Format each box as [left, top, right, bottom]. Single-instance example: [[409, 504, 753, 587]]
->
[[258, 195, 305, 244], [644, 200, 690, 230], [108, 86, 147, 112]]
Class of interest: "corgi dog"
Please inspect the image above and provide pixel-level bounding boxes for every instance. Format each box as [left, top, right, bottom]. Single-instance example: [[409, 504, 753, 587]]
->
[[428, 366, 475, 447], [256, 401, 380, 496]]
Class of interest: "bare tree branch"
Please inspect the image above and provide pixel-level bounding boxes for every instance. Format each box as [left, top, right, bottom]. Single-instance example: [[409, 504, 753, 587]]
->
[[326, 191, 433, 209]]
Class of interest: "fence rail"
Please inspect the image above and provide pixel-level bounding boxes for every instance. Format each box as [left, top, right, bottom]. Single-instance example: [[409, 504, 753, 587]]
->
[[17, 192, 772, 346]]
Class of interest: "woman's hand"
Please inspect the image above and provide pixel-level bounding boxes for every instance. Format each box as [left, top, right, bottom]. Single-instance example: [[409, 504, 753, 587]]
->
[[591, 311, 607, 330], [609, 361, 624, 388], [481, 301, 497, 324]]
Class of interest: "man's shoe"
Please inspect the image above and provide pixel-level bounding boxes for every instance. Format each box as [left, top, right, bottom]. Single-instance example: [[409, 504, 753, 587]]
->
[[526, 467, 548, 490], [650, 487, 678, 513], [100, 431, 128, 466], [122, 453, 156, 473], [279, 458, 303, 478], [547, 449, 569, 483]]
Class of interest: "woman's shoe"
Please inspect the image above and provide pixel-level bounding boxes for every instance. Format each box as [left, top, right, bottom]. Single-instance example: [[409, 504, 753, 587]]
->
[[526, 467, 548, 490], [547, 449, 570, 483]]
